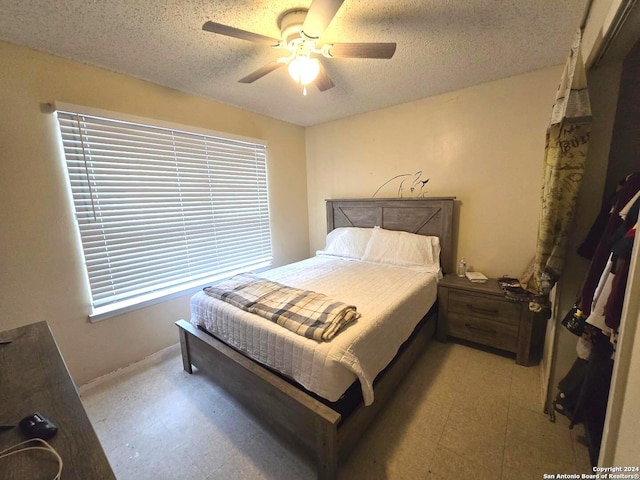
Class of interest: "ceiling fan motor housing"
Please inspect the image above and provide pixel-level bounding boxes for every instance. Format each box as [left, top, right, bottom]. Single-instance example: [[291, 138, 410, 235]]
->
[[278, 9, 310, 45]]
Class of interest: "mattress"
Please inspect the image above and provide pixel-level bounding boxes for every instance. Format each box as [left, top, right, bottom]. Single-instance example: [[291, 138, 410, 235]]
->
[[190, 255, 439, 405]]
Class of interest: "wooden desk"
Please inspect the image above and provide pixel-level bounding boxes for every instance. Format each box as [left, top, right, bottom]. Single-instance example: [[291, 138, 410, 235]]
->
[[0, 321, 115, 479]]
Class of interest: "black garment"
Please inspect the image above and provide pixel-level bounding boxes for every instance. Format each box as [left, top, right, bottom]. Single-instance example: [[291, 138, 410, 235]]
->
[[555, 331, 613, 467], [554, 357, 589, 418], [577, 177, 627, 259]]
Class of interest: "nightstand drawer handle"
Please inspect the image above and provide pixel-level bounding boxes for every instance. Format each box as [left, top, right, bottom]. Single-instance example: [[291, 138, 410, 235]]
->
[[466, 303, 498, 315], [464, 323, 497, 335]]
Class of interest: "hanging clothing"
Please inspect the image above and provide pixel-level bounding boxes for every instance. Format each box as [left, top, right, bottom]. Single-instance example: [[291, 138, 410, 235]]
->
[[605, 224, 637, 330], [586, 254, 615, 337], [580, 172, 640, 314], [619, 190, 640, 220], [573, 330, 615, 466], [554, 174, 638, 469], [578, 177, 629, 259], [554, 357, 589, 418]]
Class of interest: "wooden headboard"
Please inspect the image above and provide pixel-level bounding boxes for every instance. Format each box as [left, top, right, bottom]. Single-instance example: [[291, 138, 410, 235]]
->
[[325, 197, 455, 273]]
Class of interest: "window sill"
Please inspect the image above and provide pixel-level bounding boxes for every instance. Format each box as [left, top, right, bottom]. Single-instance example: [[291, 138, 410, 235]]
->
[[89, 263, 272, 323]]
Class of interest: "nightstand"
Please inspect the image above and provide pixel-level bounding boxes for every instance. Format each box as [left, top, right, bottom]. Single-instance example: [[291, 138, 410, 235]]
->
[[437, 273, 546, 366]]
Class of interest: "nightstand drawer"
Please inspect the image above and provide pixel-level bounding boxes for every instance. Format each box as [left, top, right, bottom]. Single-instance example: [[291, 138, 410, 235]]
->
[[447, 312, 519, 352], [448, 291, 521, 326]]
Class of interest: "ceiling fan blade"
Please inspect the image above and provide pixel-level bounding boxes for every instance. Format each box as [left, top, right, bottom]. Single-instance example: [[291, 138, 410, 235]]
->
[[302, 0, 345, 39], [238, 61, 284, 83], [314, 63, 335, 92], [203, 21, 280, 45], [328, 42, 397, 59]]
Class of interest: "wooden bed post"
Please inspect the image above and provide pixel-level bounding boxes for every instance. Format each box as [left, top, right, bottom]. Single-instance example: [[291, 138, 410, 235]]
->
[[316, 417, 338, 480], [178, 324, 193, 374]]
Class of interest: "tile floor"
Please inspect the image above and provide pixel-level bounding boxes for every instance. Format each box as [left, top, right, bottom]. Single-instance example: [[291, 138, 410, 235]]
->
[[80, 340, 593, 480]]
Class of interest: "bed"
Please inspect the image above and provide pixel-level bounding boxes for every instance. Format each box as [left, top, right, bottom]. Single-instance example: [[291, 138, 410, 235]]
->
[[176, 197, 454, 479]]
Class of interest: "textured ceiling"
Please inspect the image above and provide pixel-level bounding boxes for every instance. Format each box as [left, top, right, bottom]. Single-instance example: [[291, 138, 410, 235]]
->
[[0, 0, 588, 126]]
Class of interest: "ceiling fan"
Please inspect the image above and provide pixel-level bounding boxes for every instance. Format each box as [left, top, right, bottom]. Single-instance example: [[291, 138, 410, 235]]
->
[[202, 0, 397, 95]]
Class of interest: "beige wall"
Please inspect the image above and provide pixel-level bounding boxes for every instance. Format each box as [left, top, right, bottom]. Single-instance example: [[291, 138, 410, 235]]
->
[[305, 66, 563, 278], [0, 41, 308, 385]]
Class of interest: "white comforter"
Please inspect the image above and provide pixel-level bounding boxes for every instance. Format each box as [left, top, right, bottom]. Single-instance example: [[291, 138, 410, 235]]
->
[[190, 255, 439, 405]]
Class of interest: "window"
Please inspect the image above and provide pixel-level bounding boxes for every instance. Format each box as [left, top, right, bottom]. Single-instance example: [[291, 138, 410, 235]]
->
[[55, 105, 271, 321]]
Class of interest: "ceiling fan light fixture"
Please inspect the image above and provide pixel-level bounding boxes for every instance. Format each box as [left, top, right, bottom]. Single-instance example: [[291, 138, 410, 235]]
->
[[202, 0, 396, 93], [287, 56, 320, 85]]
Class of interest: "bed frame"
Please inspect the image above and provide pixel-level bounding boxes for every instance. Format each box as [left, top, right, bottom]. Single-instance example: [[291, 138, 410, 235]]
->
[[176, 197, 454, 479]]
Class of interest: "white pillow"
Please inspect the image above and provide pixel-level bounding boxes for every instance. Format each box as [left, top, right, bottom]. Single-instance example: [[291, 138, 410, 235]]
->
[[316, 227, 373, 260], [361, 228, 441, 270]]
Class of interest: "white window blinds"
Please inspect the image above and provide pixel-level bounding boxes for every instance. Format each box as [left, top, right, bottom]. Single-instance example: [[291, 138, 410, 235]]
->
[[56, 108, 271, 319]]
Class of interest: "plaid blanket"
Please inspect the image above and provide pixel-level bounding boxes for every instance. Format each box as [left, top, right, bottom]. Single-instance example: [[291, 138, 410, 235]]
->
[[203, 274, 360, 342]]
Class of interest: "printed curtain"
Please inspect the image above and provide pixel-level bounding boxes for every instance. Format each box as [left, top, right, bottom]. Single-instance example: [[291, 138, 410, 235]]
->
[[522, 30, 592, 305]]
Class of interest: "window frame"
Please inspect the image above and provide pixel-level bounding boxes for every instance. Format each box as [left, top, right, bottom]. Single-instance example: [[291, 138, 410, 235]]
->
[[54, 102, 272, 322]]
